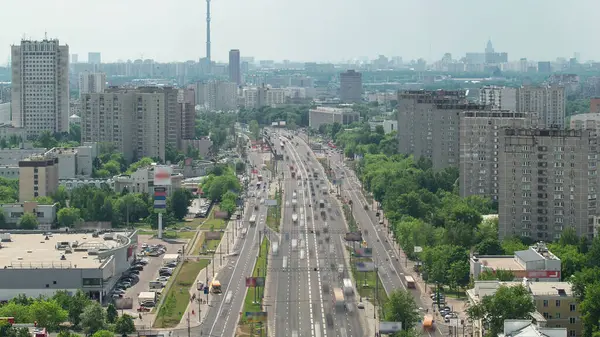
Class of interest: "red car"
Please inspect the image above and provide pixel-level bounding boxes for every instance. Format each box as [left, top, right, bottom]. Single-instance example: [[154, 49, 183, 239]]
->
[[137, 306, 151, 312]]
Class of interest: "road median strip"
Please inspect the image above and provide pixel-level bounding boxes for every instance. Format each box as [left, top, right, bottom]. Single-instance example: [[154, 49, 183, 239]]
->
[[238, 236, 270, 335]]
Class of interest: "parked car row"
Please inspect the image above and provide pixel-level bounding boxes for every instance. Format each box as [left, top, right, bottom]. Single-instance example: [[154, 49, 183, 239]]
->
[[140, 243, 166, 257], [111, 258, 148, 299], [195, 199, 211, 218]]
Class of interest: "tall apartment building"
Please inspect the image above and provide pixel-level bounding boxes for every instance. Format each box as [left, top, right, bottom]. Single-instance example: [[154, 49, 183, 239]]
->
[[340, 70, 362, 103], [11, 38, 70, 138], [568, 113, 600, 136], [79, 72, 106, 94], [459, 111, 532, 201], [498, 128, 599, 241], [243, 86, 285, 109], [178, 88, 196, 141], [397, 90, 486, 170], [479, 86, 517, 111], [516, 85, 566, 129], [195, 81, 237, 111], [18, 156, 59, 202], [80, 87, 180, 162], [228, 49, 241, 85]]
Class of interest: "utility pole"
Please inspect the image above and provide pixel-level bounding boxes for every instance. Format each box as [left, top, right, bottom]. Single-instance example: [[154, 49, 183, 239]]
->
[[187, 311, 191, 337]]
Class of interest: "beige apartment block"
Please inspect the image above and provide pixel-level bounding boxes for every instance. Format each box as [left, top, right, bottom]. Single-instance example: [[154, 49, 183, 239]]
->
[[498, 128, 599, 240], [18, 157, 59, 202], [516, 85, 566, 129], [11, 38, 70, 138], [80, 87, 180, 162], [459, 110, 532, 201]]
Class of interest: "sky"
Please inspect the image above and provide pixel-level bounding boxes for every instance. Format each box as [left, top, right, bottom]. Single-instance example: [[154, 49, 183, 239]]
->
[[0, 0, 596, 64]]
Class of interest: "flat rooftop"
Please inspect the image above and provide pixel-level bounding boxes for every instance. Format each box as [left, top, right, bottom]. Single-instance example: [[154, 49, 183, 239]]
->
[[528, 282, 573, 297], [479, 257, 525, 271], [0, 233, 124, 269]]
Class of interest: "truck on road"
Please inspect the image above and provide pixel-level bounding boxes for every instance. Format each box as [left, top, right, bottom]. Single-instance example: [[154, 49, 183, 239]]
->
[[292, 239, 298, 250], [333, 288, 345, 311], [272, 242, 279, 255], [292, 214, 298, 224], [343, 278, 354, 295]]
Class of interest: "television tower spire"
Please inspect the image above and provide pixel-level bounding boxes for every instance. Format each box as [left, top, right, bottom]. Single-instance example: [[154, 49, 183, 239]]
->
[[206, 0, 211, 68]]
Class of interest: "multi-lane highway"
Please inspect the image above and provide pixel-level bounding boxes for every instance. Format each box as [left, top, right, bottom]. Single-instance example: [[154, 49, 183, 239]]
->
[[269, 131, 364, 337], [199, 150, 270, 337]]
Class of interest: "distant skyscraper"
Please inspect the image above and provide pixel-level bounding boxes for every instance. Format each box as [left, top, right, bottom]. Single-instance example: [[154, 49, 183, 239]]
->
[[79, 72, 106, 94], [11, 38, 70, 138], [88, 52, 101, 64], [229, 49, 241, 85], [339, 70, 363, 103], [71, 54, 78, 63]]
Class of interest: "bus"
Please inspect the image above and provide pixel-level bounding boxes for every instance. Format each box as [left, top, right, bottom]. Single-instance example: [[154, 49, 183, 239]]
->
[[405, 275, 416, 289], [333, 288, 345, 311], [282, 256, 288, 271], [210, 274, 222, 294], [249, 214, 257, 226]]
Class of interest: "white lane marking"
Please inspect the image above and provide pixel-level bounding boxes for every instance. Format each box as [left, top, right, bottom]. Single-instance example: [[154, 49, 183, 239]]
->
[[289, 138, 327, 337]]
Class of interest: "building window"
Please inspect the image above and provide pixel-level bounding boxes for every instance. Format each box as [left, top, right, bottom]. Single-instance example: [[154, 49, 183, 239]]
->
[[570, 303, 576, 312], [556, 300, 561, 307], [570, 330, 576, 337], [543, 300, 549, 307], [569, 317, 576, 324], [555, 313, 561, 319], [543, 312, 549, 319]]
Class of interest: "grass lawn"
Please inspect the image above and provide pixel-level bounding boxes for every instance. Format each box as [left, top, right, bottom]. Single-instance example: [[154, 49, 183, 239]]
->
[[342, 204, 358, 232], [240, 237, 270, 328], [200, 218, 226, 230], [350, 257, 389, 308], [153, 259, 210, 328], [266, 190, 281, 232], [191, 232, 206, 255], [438, 286, 467, 299]]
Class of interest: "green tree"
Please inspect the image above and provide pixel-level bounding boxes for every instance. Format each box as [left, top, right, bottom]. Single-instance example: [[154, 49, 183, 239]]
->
[[18, 212, 39, 230], [477, 269, 515, 281], [91, 330, 114, 337], [114, 314, 136, 335], [249, 120, 260, 140], [106, 303, 118, 324], [57, 207, 82, 227], [580, 282, 600, 337], [80, 301, 106, 335], [168, 188, 193, 220], [29, 299, 68, 331], [467, 285, 535, 336], [36, 131, 58, 149], [383, 290, 420, 331], [559, 227, 579, 246]]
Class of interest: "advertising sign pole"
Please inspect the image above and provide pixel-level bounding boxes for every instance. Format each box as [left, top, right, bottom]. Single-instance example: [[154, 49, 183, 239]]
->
[[158, 213, 163, 239]]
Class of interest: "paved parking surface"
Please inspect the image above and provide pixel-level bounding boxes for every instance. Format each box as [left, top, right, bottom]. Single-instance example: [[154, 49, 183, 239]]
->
[[122, 235, 182, 317]]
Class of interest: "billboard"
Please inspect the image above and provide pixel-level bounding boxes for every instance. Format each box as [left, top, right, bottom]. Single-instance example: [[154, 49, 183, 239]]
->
[[154, 165, 173, 186], [246, 312, 268, 323], [354, 248, 373, 257], [245, 277, 266, 287], [379, 322, 402, 333], [356, 262, 375, 272]]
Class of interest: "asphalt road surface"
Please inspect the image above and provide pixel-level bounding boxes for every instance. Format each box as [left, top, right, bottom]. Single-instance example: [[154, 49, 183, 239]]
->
[[199, 150, 269, 337], [269, 131, 364, 337]]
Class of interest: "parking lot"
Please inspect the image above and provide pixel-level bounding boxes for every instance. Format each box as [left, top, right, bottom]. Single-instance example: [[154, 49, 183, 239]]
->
[[116, 235, 183, 315]]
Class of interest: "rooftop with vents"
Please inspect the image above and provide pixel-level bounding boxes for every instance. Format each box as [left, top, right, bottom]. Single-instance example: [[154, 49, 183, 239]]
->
[[0, 232, 130, 269]]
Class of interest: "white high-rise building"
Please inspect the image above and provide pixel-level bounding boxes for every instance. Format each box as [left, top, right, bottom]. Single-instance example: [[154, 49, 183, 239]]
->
[[79, 72, 106, 94], [11, 38, 70, 138]]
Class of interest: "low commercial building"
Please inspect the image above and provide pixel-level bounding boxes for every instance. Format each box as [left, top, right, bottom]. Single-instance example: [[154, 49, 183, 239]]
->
[[59, 178, 114, 191], [45, 143, 98, 179], [0, 147, 46, 166], [308, 106, 360, 129], [467, 280, 580, 337], [0, 231, 138, 301], [0, 202, 57, 230], [470, 242, 561, 281], [113, 164, 183, 194], [500, 320, 566, 337]]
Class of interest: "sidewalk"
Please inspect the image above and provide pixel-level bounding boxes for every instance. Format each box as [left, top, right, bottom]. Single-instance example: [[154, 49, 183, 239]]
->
[[172, 219, 242, 329]]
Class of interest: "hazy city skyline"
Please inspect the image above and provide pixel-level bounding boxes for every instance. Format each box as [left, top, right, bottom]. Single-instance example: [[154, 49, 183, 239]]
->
[[0, 0, 597, 63]]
